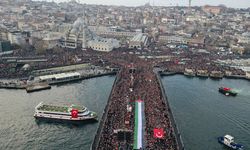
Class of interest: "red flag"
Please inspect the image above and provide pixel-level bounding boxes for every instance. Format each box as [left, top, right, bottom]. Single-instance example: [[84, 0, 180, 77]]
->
[[154, 128, 164, 138], [223, 87, 231, 91], [175, 60, 179, 64], [136, 99, 143, 102], [71, 109, 78, 118]]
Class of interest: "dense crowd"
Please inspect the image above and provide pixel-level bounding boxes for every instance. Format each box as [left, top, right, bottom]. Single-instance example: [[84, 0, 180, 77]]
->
[[0, 46, 247, 79], [133, 62, 178, 150], [96, 54, 178, 149], [157, 49, 245, 76]]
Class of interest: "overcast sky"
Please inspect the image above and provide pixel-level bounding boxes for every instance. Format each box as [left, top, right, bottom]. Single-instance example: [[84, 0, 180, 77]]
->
[[44, 0, 250, 8]]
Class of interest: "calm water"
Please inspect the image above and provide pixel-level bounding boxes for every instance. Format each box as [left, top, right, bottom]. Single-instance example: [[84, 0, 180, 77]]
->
[[162, 75, 250, 150], [0, 76, 115, 150]]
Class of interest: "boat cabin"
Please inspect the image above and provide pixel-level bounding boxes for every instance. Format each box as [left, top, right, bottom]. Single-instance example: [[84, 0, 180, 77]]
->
[[224, 135, 234, 143]]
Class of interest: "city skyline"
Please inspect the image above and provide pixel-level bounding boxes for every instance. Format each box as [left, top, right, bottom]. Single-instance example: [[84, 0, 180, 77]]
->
[[40, 0, 250, 8]]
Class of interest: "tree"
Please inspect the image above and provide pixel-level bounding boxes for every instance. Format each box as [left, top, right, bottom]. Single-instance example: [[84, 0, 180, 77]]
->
[[243, 44, 250, 54], [32, 38, 47, 54]]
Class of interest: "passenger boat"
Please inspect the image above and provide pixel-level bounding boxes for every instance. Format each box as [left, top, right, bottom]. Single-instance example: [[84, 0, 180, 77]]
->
[[218, 135, 243, 150], [184, 68, 196, 77], [34, 102, 98, 122], [219, 87, 237, 96], [210, 71, 224, 79], [38, 72, 81, 84], [196, 70, 209, 78]]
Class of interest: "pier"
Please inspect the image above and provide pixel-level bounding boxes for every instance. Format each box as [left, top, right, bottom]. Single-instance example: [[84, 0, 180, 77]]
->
[[92, 56, 183, 149], [0, 66, 116, 92]]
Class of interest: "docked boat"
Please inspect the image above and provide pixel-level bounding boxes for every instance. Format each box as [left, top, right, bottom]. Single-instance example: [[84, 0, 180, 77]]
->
[[218, 135, 243, 150], [184, 68, 196, 77], [210, 71, 224, 79], [219, 87, 238, 96], [37, 72, 81, 85], [196, 70, 209, 78], [34, 102, 98, 122]]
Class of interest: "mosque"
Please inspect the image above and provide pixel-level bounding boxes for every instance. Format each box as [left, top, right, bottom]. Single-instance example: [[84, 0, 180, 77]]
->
[[63, 17, 120, 52]]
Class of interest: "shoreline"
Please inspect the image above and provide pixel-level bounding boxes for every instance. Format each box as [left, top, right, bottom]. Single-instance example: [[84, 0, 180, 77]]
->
[[160, 71, 250, 81], [0, 72, 117, 91]]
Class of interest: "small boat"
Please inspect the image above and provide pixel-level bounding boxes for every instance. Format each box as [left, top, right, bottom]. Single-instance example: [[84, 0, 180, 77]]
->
[[218, 135, 243, 150], [219, 87, 238, 96]]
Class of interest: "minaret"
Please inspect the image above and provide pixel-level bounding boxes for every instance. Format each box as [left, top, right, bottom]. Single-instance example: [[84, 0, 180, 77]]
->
[[189, 0, 191, 13], [82, 21, 87, 50]]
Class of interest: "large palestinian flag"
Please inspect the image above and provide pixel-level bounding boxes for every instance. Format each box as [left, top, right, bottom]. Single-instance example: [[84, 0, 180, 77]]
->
[[133, 100, 144, 149]]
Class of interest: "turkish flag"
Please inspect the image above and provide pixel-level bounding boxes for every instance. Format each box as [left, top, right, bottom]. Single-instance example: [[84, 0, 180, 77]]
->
[[153, 128, 164, 138], [223, 87, 231, 91], [175, 60, 179, 64], [71, 109, 78, 118]]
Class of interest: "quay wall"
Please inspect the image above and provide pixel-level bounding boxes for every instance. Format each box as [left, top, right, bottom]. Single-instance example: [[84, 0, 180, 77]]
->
[[48, 72, 116, 85], [91, 71, 120, 150], [157, 73, 185, 150], [160, 71, 250, 81], [0, 72, 116, 90]]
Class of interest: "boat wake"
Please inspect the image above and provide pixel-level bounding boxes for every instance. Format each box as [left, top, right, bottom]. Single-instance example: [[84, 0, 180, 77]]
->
[[218, 113, 250, 135]]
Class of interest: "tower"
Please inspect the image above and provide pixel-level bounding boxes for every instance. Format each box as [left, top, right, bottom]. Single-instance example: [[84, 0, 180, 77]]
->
[[189, 0, 191, 13], [82, 24, 87, 49]]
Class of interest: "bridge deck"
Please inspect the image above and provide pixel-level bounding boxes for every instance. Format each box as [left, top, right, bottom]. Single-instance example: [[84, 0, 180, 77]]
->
[[92, 58, 181, 150]]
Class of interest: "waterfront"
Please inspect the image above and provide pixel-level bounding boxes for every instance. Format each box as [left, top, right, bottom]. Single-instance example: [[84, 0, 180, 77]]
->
[[1, 74, 250, 150], [162, 75, 250, 150], [0, 76, 115, 150]]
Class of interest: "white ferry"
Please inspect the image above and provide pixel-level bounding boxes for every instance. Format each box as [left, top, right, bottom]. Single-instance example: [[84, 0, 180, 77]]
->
[[34, 102, 98, 122], [38, 72, 81, 84], [218, 135, 244, 150]]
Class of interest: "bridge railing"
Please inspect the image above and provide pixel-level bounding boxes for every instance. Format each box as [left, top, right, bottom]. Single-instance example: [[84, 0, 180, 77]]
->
[[90, 71, 120, 150], [156, 73, 185, 150]]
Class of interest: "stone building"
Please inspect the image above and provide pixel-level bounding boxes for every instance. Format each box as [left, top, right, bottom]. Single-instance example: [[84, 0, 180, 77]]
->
[[63, 17, 120, 52]]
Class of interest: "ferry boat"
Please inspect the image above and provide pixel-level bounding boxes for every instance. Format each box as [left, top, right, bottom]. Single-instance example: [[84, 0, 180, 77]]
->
[[38, 72, 81, 85], [34, 102, 98, 122], [184, 68, 196, 77], [196, 70, 209, 78], [218, 135, 243, 150], [210, 71, 224, 79], [219, 87, 238, 96]]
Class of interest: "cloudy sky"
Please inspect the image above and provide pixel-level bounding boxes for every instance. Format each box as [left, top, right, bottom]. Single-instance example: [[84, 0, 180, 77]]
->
[[43, 0, 250, 8]]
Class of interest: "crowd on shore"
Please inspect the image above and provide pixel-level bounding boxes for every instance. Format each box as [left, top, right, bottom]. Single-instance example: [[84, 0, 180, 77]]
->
[[157, 50, 246, 76], [1, 46, 248, 79]]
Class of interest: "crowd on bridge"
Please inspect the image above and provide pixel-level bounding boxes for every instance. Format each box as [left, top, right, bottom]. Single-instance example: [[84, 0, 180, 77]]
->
[[95, 54, 178, 149]]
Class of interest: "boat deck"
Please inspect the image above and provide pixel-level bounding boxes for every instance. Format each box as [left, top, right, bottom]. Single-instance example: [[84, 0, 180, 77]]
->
[[37, 105, 84, 112]]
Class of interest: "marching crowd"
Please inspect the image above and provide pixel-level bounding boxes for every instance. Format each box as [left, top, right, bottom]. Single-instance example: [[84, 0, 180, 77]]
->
[[96, 55, 178, 150]]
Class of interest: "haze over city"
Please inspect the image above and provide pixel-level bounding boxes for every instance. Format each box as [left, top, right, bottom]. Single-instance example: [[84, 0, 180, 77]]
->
[[39, 0, 250, 8]]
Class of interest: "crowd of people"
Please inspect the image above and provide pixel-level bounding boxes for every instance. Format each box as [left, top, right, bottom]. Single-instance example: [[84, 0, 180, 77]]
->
[[133, 61, 178, 150], [95, 54, 178, 149], [0, 45, 247, 79], [158, 49, 246, 76], [96, 66, 135, 149]]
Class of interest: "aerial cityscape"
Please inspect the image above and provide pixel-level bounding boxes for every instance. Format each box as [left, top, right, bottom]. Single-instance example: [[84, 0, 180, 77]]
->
[[0, 0, 250, 149]]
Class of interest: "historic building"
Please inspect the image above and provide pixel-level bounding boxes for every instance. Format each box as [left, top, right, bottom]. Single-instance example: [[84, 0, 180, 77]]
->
[[63, 17, 120, 52]]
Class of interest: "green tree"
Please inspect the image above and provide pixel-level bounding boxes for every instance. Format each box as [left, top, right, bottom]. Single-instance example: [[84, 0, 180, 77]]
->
[[32, 38, 47, 54]]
